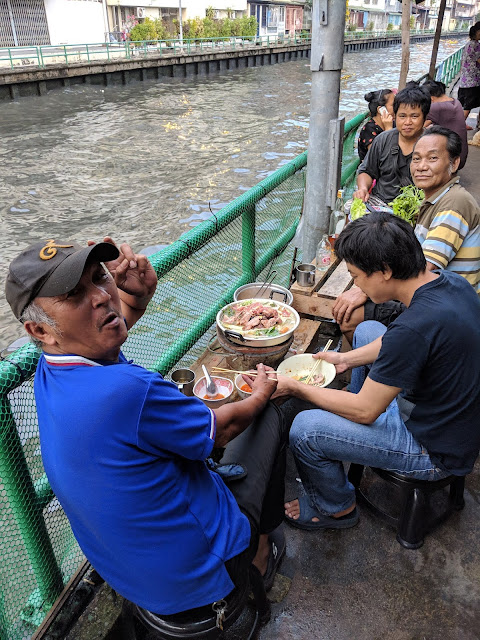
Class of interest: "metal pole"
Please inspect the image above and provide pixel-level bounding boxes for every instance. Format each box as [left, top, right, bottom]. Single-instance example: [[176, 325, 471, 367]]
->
[[302, 0, 347, 262], [399, 0, 410, 89], [428, 0, 447, 79], [178, 0, 183, 47]]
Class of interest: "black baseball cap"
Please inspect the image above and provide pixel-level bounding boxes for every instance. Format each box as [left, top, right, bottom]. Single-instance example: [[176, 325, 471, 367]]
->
[[6, 239, 119, 320]]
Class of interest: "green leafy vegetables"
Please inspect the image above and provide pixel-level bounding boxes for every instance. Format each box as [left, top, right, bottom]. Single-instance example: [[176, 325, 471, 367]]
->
[[350, 198, 367, 220], [388, 186, 424, 225]]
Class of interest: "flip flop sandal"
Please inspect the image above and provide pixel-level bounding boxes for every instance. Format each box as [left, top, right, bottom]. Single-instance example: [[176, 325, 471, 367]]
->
[[262, 526, 286, 592], [284, 495, 359, 531]]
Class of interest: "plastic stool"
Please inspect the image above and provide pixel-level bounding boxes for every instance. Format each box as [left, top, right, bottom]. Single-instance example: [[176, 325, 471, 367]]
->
[[348, 464, 465, 549], [122, 564, 270, 639]]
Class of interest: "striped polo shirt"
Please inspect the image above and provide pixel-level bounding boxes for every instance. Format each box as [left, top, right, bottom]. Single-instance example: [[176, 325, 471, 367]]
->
[[415, 177, 480, 294]]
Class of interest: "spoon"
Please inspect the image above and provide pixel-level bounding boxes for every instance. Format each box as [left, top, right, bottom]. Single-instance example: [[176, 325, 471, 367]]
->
[[202, 365, 218, 398]]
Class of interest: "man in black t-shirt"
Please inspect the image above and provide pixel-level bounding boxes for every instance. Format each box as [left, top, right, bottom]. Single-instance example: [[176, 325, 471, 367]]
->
[[275, 212, 480, 531], [352, 85, 431, 210]]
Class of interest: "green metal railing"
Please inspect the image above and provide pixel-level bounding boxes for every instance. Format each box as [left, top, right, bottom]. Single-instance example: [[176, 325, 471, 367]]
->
[[0, 43, 466, 639], [0, 34, 312, 70], [0, 28, 468, 71]]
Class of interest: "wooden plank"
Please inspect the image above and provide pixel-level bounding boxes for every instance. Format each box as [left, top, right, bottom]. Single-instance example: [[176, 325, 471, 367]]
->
[[317, 260, 353, 300], [292, 292, 337, 319], [290, 318, 321, 354]]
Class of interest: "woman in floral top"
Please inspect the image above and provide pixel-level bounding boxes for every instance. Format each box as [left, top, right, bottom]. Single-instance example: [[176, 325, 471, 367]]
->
[[458, 23, 480, 128], [357, 89, 395, 161]]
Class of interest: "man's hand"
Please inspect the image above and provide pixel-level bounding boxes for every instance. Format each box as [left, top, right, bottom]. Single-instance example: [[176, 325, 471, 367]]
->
[[89, 236, 157, 307], [312, 349, 350, 375], [332, 286, 368, 325], [243, 364, 278, 401], [352, 186, 370, 202]]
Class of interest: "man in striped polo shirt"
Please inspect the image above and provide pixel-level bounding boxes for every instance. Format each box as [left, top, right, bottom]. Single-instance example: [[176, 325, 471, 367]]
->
[[412, 126, 479, 293], [333, 126, 479, 344]]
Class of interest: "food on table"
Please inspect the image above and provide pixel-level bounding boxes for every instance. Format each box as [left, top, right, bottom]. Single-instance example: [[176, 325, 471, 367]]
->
[[221, 300, 296, 338], [240, 383, 252, 393], [290, 371, 325, 386], [202, 393, 225, 400]]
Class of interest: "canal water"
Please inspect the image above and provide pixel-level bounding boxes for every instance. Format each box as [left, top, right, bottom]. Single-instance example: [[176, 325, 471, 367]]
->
[[0, 37, 466, 348]]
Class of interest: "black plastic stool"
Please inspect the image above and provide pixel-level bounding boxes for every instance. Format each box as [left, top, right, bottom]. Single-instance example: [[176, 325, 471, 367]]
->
[[348, 464, 465, 549], [121, 564, 270, 640]]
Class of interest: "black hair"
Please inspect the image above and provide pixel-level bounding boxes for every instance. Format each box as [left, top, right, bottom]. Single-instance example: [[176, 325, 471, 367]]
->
[[421, 79, 446, 98], [335, 212, 426, 280], [364, 89, 394, 117], [393, 85, 431, 119], [469, 24, 480, 39], [418, 125, 462, 162]]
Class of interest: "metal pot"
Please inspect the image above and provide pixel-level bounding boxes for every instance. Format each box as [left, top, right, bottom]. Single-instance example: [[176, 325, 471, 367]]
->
[[216, 298, 300, 348], [233, 282, 293, 306]]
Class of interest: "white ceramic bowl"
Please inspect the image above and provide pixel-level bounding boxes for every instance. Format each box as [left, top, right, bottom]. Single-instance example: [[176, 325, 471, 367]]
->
[[276, 354, 336, 388], [234, 373, 253, 399], [193, 376, 234, 408]]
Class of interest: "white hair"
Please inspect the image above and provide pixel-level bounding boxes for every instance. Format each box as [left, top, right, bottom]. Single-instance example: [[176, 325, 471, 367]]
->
[[20, 300, 61, 349]]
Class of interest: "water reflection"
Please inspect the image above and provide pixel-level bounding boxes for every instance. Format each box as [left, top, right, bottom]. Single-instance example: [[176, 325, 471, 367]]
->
[[0, 37, 466, 346]]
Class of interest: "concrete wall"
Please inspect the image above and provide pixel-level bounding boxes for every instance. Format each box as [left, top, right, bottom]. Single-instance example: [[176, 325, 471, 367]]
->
[[45, 0, 107, 45]]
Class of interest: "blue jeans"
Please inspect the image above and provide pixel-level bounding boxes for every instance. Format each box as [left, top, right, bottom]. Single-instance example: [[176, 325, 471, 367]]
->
[[289, 321, 448, 516]]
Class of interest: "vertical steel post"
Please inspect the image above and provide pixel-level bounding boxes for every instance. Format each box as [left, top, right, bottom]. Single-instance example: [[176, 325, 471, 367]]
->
[[0, 399, 63, 606], [302, 0, 346, 262], [242, 203, 256, 281]]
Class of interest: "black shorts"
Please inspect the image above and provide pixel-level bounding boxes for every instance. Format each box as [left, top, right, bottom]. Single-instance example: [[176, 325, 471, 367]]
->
[[458, 86, 480, 111], [364, 300, 406, 327]]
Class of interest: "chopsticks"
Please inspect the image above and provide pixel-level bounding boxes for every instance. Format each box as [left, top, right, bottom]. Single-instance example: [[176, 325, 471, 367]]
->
[[304, 339, 333, 385], [211, 366, 277, 378]]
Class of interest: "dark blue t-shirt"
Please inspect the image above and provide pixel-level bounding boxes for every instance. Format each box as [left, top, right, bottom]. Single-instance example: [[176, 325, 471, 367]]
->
[[34, 352, 251, 614], [369, 271, 480, 475]]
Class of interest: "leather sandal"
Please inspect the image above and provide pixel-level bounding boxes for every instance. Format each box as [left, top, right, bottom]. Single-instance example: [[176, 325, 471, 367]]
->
[[262, 526, 286, 592]]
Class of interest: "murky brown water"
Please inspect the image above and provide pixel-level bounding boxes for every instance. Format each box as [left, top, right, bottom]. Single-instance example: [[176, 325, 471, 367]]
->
[[0, 38, 466, 348]]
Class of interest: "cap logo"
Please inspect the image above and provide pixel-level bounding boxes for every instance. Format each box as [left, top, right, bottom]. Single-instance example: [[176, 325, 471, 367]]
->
[[39, 240, 74, 260]]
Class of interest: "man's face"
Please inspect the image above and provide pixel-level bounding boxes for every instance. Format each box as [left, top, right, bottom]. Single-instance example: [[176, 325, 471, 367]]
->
[[411, 135, 459, 198], [346, 263, 393, 304], [33, 261, 128, 361], [395, 103, 425, 140]]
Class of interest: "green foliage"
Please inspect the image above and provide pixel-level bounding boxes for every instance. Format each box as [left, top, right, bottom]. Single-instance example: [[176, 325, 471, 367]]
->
[[389, 186, 424, 225], [366, 21, 374, 32], [128, 12, 258, 43], [409, 16, 416, 29], [346, 23, 357, 32], [129, 18, 158, 42], [350, 198, 367, 220], [386, 22, 394, 31], [205, 6, 215, 19]]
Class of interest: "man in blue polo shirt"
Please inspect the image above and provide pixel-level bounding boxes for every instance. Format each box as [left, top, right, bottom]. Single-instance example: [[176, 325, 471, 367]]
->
[[5, 237, 287, 617]]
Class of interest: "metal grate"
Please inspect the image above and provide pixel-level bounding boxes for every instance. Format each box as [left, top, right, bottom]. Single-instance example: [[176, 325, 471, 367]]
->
[[0, 0, 49, 47]]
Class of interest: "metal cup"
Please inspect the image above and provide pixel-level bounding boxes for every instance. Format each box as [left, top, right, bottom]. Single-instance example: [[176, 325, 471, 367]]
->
[[171, 368, 196, 396], [295, 263, 316, 287]]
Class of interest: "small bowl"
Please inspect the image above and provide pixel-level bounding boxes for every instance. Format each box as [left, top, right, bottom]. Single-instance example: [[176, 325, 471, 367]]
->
[[234, 373, 253, 399], [193, 376, 234, 408], [277, 354, 336, 388]]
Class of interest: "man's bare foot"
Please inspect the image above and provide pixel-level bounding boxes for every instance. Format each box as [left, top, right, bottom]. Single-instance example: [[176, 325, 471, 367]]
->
[[284, 498, 356, 521]]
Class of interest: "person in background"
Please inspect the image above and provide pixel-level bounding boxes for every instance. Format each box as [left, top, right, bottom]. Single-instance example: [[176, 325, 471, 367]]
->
[[350, 85, 430, 213], [458, 23, 480, 130], [357, 89, 396, 161], [333, 127, 479, 345]]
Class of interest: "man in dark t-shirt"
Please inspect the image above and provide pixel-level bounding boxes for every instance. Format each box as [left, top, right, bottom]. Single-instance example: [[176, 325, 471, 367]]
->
[[274, 212, 480, 530], [351, 85, 430, 211]]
